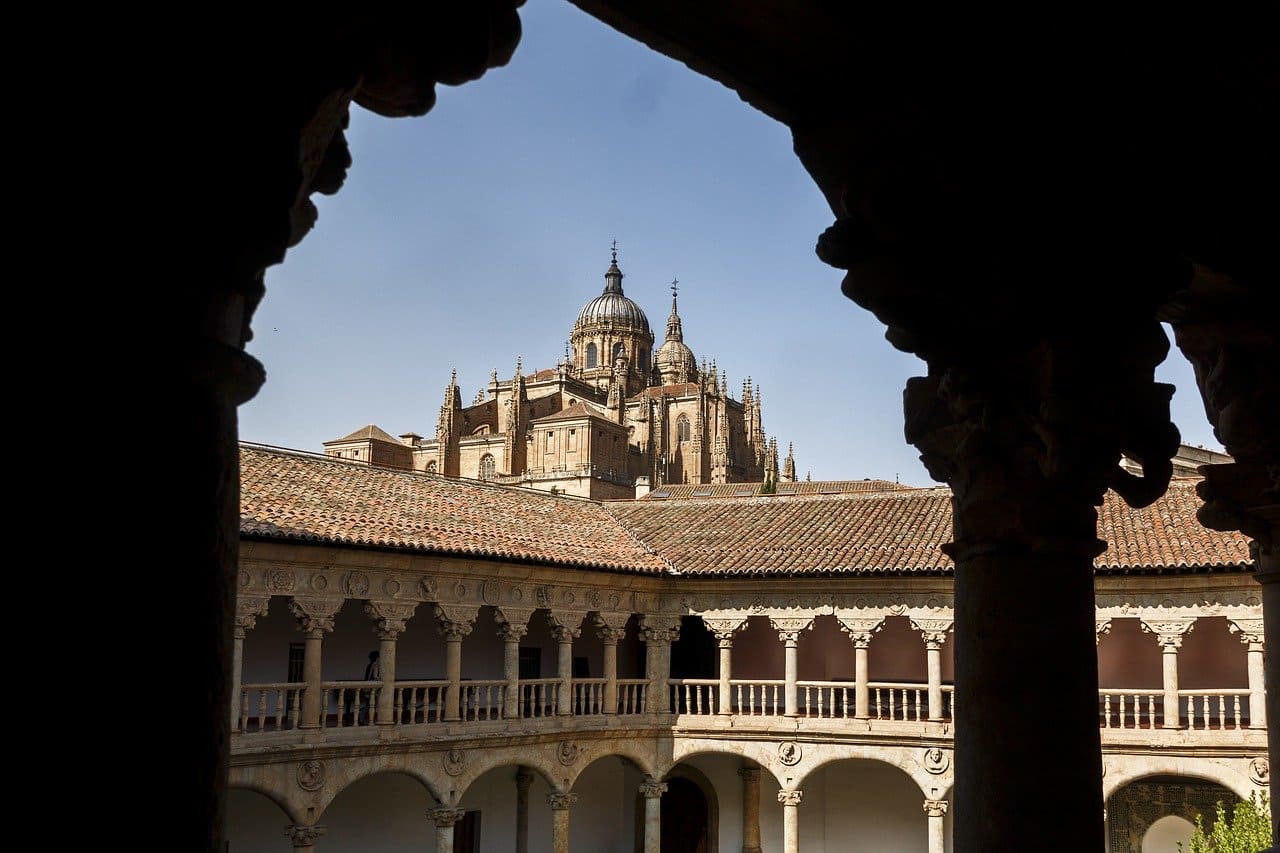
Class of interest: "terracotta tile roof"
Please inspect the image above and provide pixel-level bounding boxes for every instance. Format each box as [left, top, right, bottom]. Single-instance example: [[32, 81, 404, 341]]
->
[[642, 480, 911, 499], [241, 446, 1251, 577], [324, 424, 404, 445], [239, 445, 668, 573], [630, 382, 701, 400], [606, 479, 1252, 576]]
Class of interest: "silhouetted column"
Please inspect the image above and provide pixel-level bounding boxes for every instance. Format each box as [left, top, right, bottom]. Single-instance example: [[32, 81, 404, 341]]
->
[[285, 824, 325, 852], [770, 617, 813, 718], [231, 596, 269, 731], [547, 792, 577, 853], [434, 605, 477, 722], [924, 800, 948, 853], [912, 618, 952, 721], [1144, 619, 1194, 728], [640, 616, 680, 713], [364, 601, 415, 727], [706, 618, 746, 716], [547, 611, 585, 716], [1231, 619, 1267, 729], [778, 789, 801, 853], [639, 777, 667, 853], [497, 607, 534, 720], [290, 598, 342, 730], [515, 768, 533, 853], [839, 617, 884, 720], [739, 766, 762, 853], [428, 807, 464, 853]]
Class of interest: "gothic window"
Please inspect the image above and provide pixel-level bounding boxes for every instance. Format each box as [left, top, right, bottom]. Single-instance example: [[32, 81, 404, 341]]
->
[[612, 342, 625, 362], [676, 415, 690, 443], [425, 460, 437, 473], [472, 425, 489, 435], [639, 349, 648, 372], [586, 343, 597, 368], [479, 454, 496, 480]]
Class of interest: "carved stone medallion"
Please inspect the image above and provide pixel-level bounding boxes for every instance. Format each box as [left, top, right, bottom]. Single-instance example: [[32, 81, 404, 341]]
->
[[345, 572, 369, 596], [1251, 756, 1270, 785], [585, 588, 601, 609], [778, 742, 802, 766], [923, 747, 950, 775], [482, 580, 500, 605], [420, 577, 438, 599], [383, 577, 401, 596], [267, 569, 296, 592], [311, 573, 329, 591], [238, 570, 251, 589], [297, 759, 325, 792], [444, 748, 465, 777], [558, 741, 580, 766]]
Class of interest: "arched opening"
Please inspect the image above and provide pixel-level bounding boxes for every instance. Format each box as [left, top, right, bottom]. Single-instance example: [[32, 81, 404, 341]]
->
[[676, 414, 690, 443], [457, 762, 556, 852], [568, 754, 645, 851], [612, 342, 625, 363], [670, 615, 715, 713], [791, 758, 927, 852], [425, 459, 437, 473], [1106, 775, 1237, 853], [478, 453, 496, 480], [586, 342, 597, 368], [227, 787, 293, 850], [317, 771, 439, 851], [660, 777, 710, 853]]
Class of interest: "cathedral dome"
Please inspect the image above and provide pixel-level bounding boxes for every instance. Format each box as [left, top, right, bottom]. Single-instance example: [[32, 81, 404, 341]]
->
[[573, 253, 651, 333], [655, 337, 696, 379]]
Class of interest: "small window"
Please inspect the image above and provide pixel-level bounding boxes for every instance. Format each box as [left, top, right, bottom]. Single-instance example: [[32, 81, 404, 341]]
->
[[568, 429, 577, 451], [586, 343, 597, 368], [287, 642, 305, 683], [546, 431, 555, 452], [479, 454, 496, 480], [676, 415, 690, 442], [612, 342, 625, 362], [425, 460, 437, 473]]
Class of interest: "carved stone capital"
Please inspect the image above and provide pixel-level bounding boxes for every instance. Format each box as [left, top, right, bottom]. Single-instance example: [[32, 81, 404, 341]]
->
[[427, 807, 466, 828], [364, 600, 416, 640], [434, 604, 477, 640], [738, 767, 761, 784], [924, 799, 949, 818], [777, 790, 803, 806], [285, 825, 326, 847], [596, 625, 627, 644], [1229, 618, 1266, 647], [1141, 619, 1196, 649], [911, 618, 953, 649], [289, 597, 343, 636], [1096, 618, 1113, 645], [703, 617, 748, 645], [546, 610, 587, 636], [593, 611, 632, 631], [770, 616, 815, 645], [235, 594, 271, 637], [639, 778, 668, 798], [546, 792, 578, 810], [494, 606, 535, 641], [639, 615, 681, 645], [838, 616, 886, 648]]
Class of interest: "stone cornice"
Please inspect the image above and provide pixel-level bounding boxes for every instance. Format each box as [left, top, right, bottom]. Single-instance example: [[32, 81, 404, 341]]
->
[[289, 597, 343, 635]]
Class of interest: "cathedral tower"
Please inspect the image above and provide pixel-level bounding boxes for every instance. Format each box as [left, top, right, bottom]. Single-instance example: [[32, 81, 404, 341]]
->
[[569, 244, 655, 391]]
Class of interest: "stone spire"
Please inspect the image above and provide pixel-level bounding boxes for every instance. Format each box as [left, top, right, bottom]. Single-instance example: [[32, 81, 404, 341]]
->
[[782, 442, 796, 483], [503, 357, 527, 475], [436, 369, 463, 477], [604, 240, 623, 294]]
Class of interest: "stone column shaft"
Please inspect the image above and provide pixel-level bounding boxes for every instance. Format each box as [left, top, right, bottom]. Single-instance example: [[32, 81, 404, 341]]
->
[[1248, 642, 1266, 729], [515, 769, 533, 853], [547, 792, 577, 853], [302, 631, 324, 728], [551, 626, 580, 716], [501, 626, 527, 720], [428, 807, 465, 853], [926, 644, 943, 720], [1145, 620, 1193, 729], [1257, 548, 1280, 836], [718, 639, 733, 716], [740, 767, 762, 853], [855, 643, 870, 719], [778, 790, 801, 853], [641, 617, 680, 714], [377, 635, 397, 725], [602, 635, 619, 715], [231, 629, 245, 731], [444, 635, 463, 722], [640, 778, 667, 853], [924, 800, 948, 853], [783, 639, 799, 717]]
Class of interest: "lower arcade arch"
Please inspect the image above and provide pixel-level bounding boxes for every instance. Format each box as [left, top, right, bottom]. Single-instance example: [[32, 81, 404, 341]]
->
[[455, 761, 560, 852], [1105, 774, 1240, 853], [227, 787, 297, 851], [312, 770, 442, 851], [791, 757, 936, 852]]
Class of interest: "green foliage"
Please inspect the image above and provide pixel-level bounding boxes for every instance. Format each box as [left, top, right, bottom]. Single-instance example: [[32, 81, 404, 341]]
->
[[1179, 792, 1271, 853]]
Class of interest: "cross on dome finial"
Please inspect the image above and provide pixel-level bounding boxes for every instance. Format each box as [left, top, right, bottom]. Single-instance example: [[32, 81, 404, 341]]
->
[[611, 239, 617, 264], [671, 277, 679, 299]]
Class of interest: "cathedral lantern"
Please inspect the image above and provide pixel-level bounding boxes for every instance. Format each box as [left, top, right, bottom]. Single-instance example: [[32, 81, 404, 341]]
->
[[570, 243, 654, 391]]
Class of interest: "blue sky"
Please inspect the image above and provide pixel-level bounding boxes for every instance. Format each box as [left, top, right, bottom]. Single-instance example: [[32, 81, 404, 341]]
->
[[243, 1, 1223, 486]]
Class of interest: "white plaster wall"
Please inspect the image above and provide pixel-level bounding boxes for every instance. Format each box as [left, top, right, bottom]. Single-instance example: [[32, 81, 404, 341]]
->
[[757, 763, 784, 853], [317, 772, 435, 851], [734, 616, 784, 680], [459, 764, 554, 853], [227, 788, 291, 852], [800, 760, 927, 852], [1142, 815, 1195, 853], [570, 757, 639, 853]]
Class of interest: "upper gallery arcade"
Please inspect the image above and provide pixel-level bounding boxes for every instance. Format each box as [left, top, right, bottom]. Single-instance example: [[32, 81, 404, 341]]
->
[[323, 247, 795, 499]]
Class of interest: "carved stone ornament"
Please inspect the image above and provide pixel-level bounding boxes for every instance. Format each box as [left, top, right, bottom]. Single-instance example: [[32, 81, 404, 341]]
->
[[558, 741, 580, 765], [778, 742, 802, 766], [586, 588, 602, 609], [428, 807, 466, 828], [924, 799, 949, 818], [345, 571, 370, 596], [311, 573, 329, 592], [1251, 756, 1270, 786], [482, 579, 500, 605], [296, 759, 326, 792], [453, 581, 467, 600], [267, 568, 296, 592], [383, 577, 401, 597], [444, 748, 465, 777], [420, 577, 438, 599], [777, 790, 803, 806], [639, 779, 668, 798], [239, 570, 251, 589], [535, 586, 553, 608], [285, 825, 326, 847], [923, 747, 950, 775], [546, 792, 578, 810]]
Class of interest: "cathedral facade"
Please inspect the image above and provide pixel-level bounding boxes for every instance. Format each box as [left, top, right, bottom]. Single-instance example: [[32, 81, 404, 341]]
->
[[325, 250, 794, 499]]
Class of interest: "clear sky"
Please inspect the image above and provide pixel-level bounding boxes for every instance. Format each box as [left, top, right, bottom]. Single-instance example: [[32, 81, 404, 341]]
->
[[243, 1, 1224, 486]]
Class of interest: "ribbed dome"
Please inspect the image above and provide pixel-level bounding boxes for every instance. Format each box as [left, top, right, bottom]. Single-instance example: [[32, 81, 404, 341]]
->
[[655, 337, 696, 375], [573, 256, 651, 332], [574, 291, 651, 330]]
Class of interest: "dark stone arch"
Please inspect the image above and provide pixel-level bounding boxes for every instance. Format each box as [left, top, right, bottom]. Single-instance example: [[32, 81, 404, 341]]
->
[[1106, 776, 1237, 853]]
